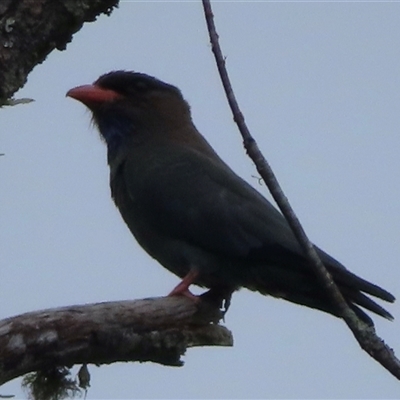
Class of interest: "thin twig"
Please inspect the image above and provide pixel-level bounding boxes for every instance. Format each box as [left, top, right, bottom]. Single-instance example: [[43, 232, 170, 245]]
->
[[201, 0, 400, 379]]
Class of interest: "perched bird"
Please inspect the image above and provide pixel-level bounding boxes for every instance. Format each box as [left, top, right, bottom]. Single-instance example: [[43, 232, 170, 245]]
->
[[67, 70, 395, 325]]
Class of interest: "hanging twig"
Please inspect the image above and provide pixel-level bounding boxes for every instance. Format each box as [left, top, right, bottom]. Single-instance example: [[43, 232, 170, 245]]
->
[[201, 0, 400, 379]]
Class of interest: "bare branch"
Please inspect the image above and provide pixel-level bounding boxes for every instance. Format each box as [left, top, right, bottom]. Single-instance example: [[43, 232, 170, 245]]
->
[[0, 296, 233, 386], [201, 0, 400, 379]]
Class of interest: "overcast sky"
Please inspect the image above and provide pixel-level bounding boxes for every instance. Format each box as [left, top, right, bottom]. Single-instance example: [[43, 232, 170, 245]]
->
[[2, 1, 400, 398]]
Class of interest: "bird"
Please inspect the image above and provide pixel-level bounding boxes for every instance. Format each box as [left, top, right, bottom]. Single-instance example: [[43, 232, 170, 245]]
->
[[67, 70, 395, 326]]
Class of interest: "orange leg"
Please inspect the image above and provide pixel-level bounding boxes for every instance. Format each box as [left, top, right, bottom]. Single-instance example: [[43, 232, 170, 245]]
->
[[168, 270, 199, 302]]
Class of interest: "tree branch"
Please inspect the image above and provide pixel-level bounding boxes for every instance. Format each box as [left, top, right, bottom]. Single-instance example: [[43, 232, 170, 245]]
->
[[0, 0, 120, 103], [0, 296, 233, 386], [201, 0, 400, 380]]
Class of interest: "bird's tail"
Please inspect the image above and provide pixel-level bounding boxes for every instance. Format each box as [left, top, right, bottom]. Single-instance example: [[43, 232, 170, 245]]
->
[[246, 261, 395, 326]]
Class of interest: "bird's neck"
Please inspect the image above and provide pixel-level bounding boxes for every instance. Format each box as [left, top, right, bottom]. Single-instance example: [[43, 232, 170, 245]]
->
[[97, 111, 222, 170], [163, 123, 221, 160]]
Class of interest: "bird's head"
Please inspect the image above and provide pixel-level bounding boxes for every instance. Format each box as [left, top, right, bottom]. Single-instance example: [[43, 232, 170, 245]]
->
[[67, 71, 192, 153]]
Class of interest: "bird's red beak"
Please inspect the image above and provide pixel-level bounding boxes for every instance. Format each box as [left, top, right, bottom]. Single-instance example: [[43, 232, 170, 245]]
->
[[66, 84, 121, 106]]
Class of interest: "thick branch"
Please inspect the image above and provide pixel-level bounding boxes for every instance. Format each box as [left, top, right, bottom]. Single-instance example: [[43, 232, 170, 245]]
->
[[0, 0, 119, 103], [0, 296, 233, 385], [201, 0, 400, 379]]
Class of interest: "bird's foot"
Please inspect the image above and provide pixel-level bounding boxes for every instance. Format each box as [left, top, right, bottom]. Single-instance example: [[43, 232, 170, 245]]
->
[[168, 270, 200, 302], [168, 287, 200, 302]]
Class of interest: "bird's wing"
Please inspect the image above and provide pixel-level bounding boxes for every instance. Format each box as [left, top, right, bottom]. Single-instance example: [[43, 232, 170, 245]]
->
[[123, 145, 307, 262]]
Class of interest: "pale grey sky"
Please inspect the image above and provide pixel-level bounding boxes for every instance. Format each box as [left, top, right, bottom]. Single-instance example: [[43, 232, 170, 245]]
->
[[2, 2, 400, 398]]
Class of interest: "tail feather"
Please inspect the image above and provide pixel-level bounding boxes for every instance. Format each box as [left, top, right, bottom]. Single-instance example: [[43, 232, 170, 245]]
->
[[332, 267, 395, 303], [348, 304, 374, 326], [341, 287, 394, 321]]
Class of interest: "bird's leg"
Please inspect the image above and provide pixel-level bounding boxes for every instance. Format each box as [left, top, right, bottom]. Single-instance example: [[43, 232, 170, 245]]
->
[[168, 270, 199, 301]]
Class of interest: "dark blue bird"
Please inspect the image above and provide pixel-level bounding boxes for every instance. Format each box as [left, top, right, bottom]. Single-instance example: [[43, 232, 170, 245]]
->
[[67, 70, 395, 325]]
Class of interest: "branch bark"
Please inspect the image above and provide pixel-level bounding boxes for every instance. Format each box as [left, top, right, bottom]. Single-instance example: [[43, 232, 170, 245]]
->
[[0, 296, 232, 386], [201, 0, 400, 380], [0, 0, 120, 103]]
